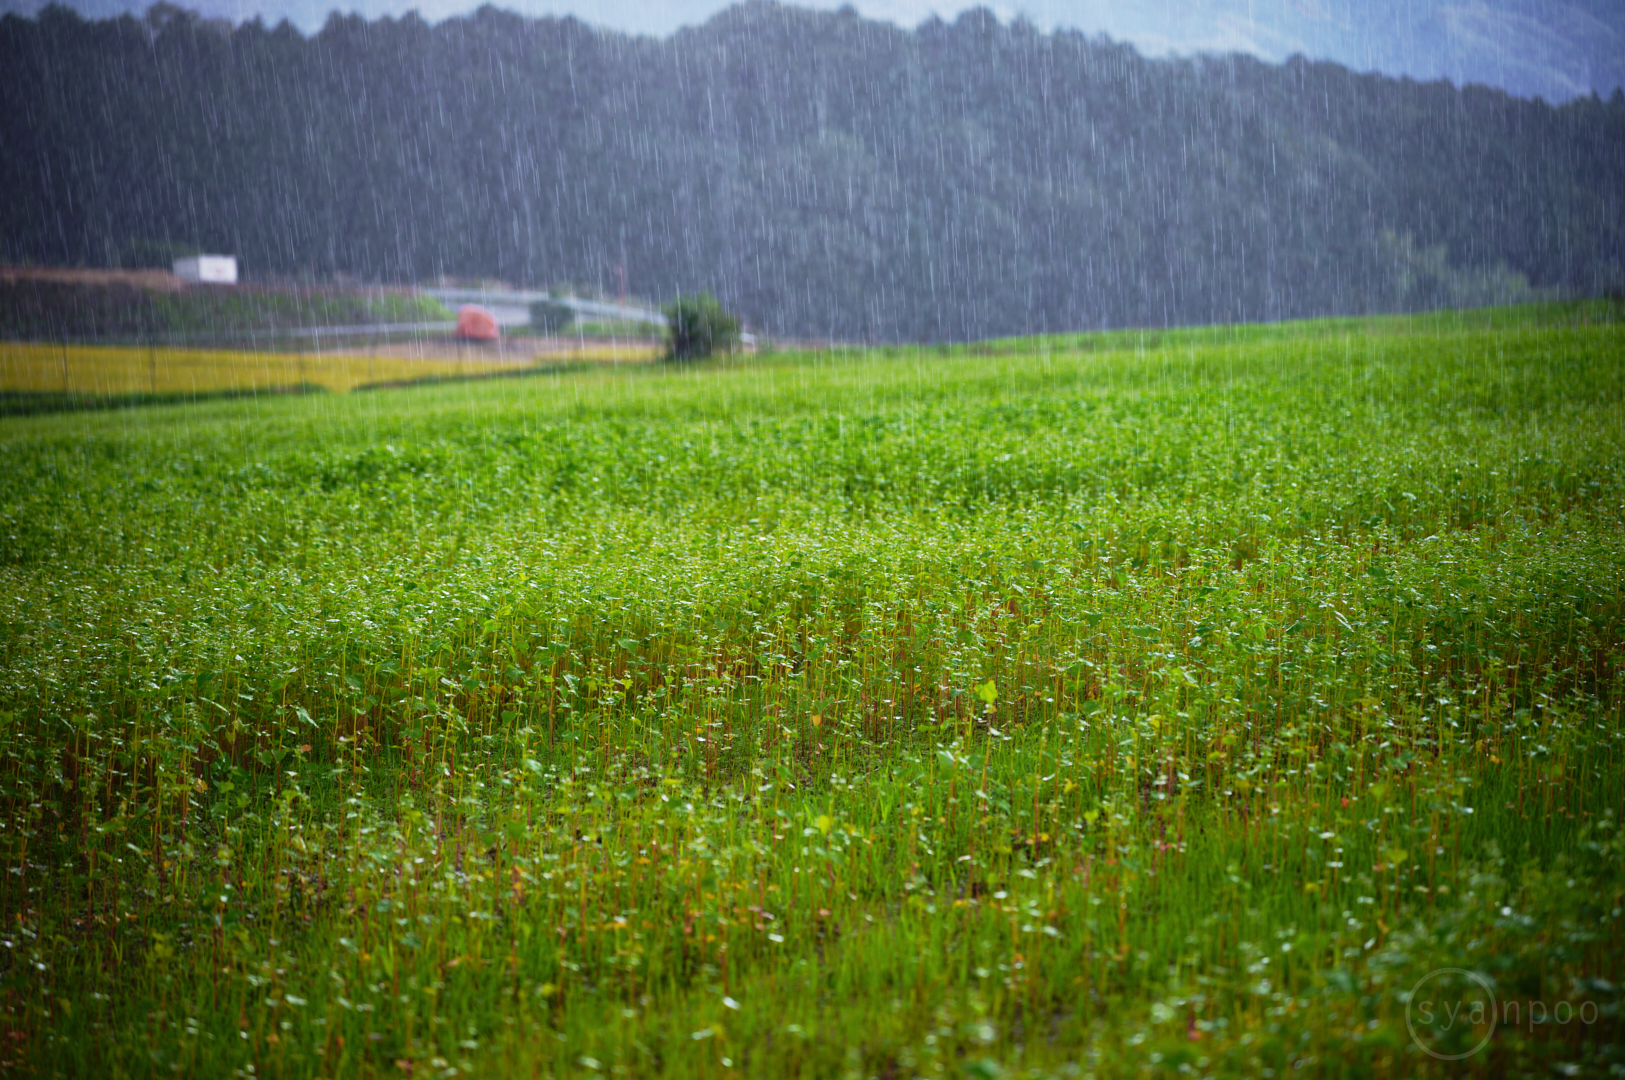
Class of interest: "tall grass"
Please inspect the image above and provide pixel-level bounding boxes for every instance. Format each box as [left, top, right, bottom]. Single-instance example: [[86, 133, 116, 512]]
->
[[0, 305, 1621, 1078]]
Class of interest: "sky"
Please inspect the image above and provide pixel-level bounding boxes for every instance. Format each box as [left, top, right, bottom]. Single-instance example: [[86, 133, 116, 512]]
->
[[6, 0, 1621, 103]]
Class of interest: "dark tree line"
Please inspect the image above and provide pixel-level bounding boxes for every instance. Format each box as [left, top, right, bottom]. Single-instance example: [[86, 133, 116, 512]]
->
[[2, 1, 1622, 341]]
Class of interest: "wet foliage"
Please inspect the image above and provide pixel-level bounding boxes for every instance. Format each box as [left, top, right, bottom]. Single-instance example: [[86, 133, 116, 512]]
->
[[2, 3, 1622, 340], [665, 294, 740, 361], [0, 279, 449, 344], [0, 302, 1622, 1077]]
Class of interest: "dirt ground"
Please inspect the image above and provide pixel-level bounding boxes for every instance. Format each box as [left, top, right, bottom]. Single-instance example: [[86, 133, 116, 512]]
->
[[0, 265, 186, 291]]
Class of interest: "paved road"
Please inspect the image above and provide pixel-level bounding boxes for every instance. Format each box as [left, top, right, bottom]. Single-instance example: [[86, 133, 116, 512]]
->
[[423, 289, 668, 328], [282, 321, 457, 337]]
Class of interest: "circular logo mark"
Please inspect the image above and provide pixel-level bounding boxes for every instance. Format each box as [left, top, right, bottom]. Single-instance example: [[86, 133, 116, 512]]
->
[[1405, 967, 1497, 1060]]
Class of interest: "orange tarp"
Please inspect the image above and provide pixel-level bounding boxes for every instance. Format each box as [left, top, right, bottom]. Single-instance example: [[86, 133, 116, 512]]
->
[[454, 304, 499, 341]]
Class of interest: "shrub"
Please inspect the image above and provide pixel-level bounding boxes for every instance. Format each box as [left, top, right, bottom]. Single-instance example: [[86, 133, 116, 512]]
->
[[529, 299, 575, 333], [662, 292, 739, 361]]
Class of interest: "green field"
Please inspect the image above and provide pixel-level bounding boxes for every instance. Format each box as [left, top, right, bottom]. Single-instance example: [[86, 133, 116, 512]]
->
[[1, 304, 1622, 1078]]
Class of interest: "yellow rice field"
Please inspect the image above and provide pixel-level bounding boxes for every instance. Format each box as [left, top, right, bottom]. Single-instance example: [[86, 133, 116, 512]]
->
[[0, 339, 662, 396]]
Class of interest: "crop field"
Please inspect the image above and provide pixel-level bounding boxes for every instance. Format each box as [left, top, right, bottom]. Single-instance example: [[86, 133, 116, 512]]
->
[[0, 340, 661, 402], [0, 303, 1622, 1078]]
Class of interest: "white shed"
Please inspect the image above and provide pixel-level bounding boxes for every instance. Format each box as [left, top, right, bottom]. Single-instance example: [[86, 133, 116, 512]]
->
[[173, 255, 238, 284]]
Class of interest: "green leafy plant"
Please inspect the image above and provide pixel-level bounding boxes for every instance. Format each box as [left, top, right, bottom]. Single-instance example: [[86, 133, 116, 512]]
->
[[662, 291, 739, 360], [0, 302, 1621, 1078]]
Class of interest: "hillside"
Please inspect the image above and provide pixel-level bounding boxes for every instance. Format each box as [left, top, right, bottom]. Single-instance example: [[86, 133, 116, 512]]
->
[[1, 1, 1622, 339]]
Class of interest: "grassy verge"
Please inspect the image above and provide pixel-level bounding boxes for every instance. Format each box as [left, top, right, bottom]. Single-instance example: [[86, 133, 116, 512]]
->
[[0, 341, 530, 399], [0, 306, 1621, 1078], [0, 342, 661, 413]]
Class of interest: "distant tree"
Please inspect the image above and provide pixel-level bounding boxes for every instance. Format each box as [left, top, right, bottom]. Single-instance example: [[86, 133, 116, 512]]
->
[[115, 238, 200, 270], [529, 298, 574, 333], [4, 3, 1623, 338], [663, 292, 739, 361]]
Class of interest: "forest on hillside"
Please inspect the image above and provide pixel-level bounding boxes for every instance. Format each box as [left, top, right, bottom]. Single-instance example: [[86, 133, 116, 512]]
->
[[2, 1, 1622, 340]]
